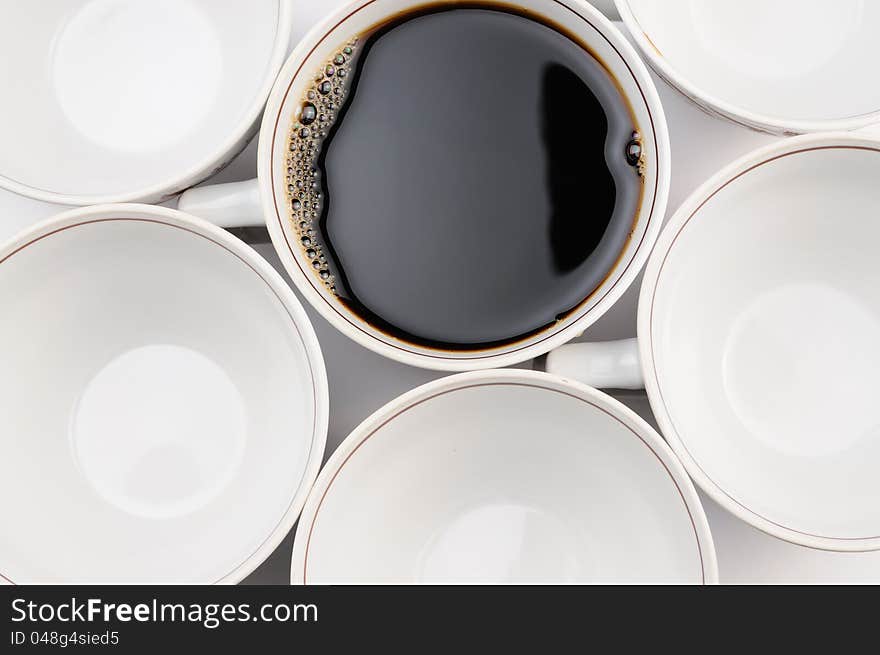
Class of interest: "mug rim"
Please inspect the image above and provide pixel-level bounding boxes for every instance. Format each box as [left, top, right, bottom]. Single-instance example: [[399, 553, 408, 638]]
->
[[0, 0, 295, 206], [289, 368, 719, 584], [258, 0, 671, 371], [638, 132, 880, 552], [0, 203, 330, 584], [614, 0, 880, 135]]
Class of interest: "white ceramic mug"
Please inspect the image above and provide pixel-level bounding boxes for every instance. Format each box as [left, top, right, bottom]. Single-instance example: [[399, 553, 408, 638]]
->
[[179, 0, 670, 371], [291, 369, 717, 584], [548, 133, 880, 551], [0, 204, 328, 583], [0, 0, 293, 205], [615, 0, 880, 135]]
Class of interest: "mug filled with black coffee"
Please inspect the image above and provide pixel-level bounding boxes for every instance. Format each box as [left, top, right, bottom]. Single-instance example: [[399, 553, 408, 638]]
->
[[180, 0, 671, 371]]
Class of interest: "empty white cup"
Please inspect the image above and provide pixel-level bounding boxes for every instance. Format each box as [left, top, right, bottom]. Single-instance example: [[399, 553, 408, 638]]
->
[[549, 133, 880, 551], [0, 204, 328, 583], [615, 0, 880, 134], [0, 0, 293, 204], [292, 370, 717, 584]]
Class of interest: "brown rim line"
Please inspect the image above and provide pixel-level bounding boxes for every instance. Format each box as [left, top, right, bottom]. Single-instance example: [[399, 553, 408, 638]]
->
[[0, 217, 320, 585], [648, 144, 880, 545], [270, 0, 661, 361], [301, 381, 709, 584]]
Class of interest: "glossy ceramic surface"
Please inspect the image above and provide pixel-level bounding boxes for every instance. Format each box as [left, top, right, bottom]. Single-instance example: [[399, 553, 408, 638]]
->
[[291, 370, 716, 584], [550, 133, 880, 551], [0, 204, 328, 583], [0, 0, 293, 204], [616, 0, 880, 134], [642, 134, 880, 551]]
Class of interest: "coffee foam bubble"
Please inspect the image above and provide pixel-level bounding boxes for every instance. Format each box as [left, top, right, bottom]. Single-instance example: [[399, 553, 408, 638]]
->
[[285, 40, 359, 294]]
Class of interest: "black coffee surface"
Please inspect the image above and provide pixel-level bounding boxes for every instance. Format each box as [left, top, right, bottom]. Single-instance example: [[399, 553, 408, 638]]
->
[[294, 5, 643, 350]]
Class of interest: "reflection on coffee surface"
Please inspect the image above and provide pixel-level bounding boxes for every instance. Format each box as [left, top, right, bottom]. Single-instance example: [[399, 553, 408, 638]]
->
[[286, 4, 644, 350]]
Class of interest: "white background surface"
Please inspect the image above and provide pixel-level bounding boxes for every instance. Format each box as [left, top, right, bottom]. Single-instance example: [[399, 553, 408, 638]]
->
[[2, 1, 879, 584]]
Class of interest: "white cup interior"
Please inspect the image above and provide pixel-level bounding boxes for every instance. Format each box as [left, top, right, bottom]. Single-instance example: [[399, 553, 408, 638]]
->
[[621, 0, 880, 129], [0, 207, 325, 583], [263, 0, 667, 370], [0, 0, 286, 202], [292, 372, 712, 584], [646, 139, 880, 546]]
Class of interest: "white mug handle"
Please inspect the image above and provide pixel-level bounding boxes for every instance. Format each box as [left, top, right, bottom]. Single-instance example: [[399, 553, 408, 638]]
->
[[545, 337, 644, 390], [177, 179, 263, 228], [856, 122, 880, 137]]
